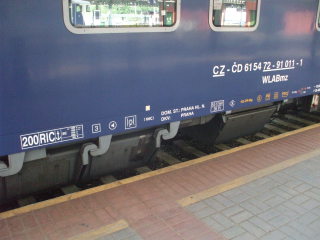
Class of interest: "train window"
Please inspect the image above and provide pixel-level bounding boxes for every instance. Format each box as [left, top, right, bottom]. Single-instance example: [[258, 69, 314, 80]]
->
[[317, 1, 320, 31], [209, 0, 260, 31], [63, 0, 180, 34]]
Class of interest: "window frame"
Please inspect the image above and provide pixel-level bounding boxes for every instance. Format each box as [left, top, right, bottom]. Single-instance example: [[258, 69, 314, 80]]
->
[[209, 0, 261, 32], [62, 0, 181, 34], [317, 0, 320, 31]]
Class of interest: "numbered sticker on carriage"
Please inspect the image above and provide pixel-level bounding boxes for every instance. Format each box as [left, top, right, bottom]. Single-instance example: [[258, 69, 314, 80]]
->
[[20, 125, 84, 150]]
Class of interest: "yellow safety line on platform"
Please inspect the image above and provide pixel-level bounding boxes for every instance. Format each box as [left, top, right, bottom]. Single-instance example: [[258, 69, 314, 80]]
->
[[0, 123, 319, 219], [178, 148, 320, 207], [67, 219, 129, 240]]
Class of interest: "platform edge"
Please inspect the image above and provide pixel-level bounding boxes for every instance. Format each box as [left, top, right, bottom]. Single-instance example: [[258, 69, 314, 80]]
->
[[1, 123, 319, 219]]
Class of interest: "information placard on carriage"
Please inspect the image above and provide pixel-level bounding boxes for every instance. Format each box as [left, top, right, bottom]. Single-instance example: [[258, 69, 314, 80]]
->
[[20, 125, 84, 150]]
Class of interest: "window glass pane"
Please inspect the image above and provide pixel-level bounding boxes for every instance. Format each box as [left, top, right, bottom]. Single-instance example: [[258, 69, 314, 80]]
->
[[318, 9, 320, 28], [212, 0, 258, 28], [69, 0, 177, 28]]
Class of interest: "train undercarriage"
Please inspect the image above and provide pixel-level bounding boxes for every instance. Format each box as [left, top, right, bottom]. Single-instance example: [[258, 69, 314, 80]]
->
[[0, 95, 319, 204]]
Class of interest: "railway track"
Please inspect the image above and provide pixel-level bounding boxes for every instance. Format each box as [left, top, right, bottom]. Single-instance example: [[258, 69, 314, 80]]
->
[[1, 110, 320, 212]]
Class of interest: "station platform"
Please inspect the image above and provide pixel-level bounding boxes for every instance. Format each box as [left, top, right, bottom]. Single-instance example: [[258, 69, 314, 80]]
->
[[1, 124, 320, 240]]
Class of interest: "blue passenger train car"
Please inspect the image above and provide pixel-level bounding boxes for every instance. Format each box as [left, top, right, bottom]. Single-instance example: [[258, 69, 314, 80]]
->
[[0, 0, 319, 201]]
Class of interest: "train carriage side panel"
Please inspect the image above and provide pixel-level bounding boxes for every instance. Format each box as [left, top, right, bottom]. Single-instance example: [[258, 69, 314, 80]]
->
[[0, 0, 318, 156]]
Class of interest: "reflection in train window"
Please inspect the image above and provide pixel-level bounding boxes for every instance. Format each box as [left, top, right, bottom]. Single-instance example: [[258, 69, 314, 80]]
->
[[212, 0, 258, 28], [318, 3, 320, 30], [69, 0, 177, 28]]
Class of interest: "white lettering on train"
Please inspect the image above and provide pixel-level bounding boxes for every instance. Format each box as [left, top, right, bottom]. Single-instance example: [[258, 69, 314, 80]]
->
[[20, 125, 84, 150], [262, 74, 289, 84]]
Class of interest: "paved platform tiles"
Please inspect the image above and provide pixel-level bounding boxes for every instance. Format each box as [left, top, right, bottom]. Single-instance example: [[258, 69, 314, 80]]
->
[[186, 156, 320, 240], [0, 124, 320, 240]]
